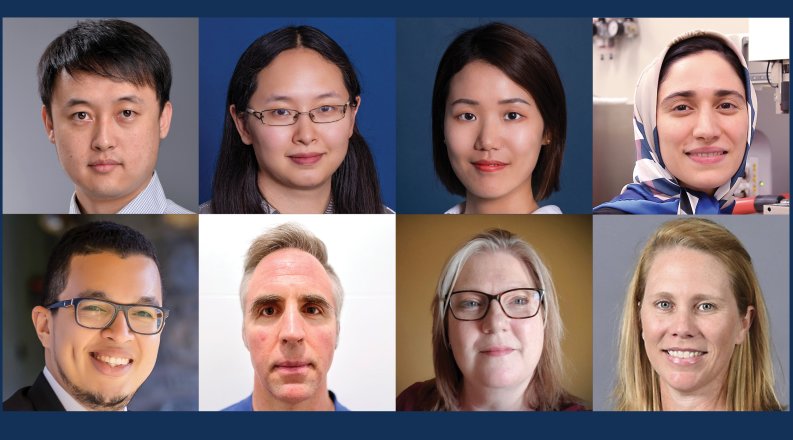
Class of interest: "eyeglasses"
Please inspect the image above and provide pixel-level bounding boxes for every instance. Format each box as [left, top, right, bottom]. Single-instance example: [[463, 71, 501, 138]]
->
[[447, 288, 544, 321], [245, 102, 352, 126], [46, 298, 169, 335]]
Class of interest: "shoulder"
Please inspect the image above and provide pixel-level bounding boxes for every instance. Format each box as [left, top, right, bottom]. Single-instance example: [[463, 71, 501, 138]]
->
[[198, 200, 213, 214], [558, 401, 590, 411], [3, 386, 35, 411], [533, 205, 562, 214], [165, 200, 195, 214], [593, 206, 629, 215], [396, 379, 440, 411], [222, 395, 253, 411], [444, 202, 464, 214]]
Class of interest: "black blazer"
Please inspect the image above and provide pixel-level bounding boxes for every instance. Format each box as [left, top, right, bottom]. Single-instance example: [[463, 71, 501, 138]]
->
[[3, 371, 65, 411]]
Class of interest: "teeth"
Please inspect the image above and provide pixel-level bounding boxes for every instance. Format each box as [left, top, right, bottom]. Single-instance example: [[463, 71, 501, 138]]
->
[[94, 354, 131, 367], [667, 350, 704, 359], [690, 152, 723, 157]]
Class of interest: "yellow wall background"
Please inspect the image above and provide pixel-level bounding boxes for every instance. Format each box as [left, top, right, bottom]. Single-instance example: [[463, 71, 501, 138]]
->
[[396, 215, 593, 405]]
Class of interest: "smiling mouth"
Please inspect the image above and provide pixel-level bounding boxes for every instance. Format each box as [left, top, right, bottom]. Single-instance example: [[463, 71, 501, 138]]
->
[[686, 152, 726, 157], [664, 350, 706, 359], [92, 353, 132, 368], [288, 154, 323, 165], [472, 161, 507, 172]]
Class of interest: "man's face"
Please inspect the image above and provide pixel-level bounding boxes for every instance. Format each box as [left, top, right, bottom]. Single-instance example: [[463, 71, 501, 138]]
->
[[242, 248, 338, 408], [43, 71, 172, 212], [33, 252, 163, 410]]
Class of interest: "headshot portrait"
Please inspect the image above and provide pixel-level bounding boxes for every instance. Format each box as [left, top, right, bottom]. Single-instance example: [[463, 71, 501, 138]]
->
[[397, 215, 592, 410], [198, 215, 395, 410], [593, 18, 789, 214], [198, 18, 396, 214], [2, 18, 198, 214], [396, 18, 592, 214], [593, 216, 789, 410], [2, 215, 198, 410]]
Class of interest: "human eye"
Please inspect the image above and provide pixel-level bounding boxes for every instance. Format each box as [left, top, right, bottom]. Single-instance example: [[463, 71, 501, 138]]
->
[[672, 104, 691, 112], [131, 307, 156, 319], [269, 108, 293, 118], [504, 111, 524, 121], [456, 112, 477, 122], [71, 111, 92, 122], [303, 303, 325, 316], [316, 105, 337, 114], [256, 303, 280, 317], [119, 109, 136, 119], [654, 300, 673, 311], [697, 302, 716, 312]]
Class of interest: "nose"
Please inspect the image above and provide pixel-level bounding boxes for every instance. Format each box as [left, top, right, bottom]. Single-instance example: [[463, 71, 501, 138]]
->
[[279, 304, 306, 344], [692, 108, 722, 141], [91, 116, 117, 151], [474, 116, 499, 151], [670, 309, 697, 339], [481, 298, 510, 334], [291, 113, 317, 146], [102, 311, 134, 342]]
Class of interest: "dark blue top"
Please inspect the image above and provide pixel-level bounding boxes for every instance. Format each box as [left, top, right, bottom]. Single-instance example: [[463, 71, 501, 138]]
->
[[223, 391, 349, 411]]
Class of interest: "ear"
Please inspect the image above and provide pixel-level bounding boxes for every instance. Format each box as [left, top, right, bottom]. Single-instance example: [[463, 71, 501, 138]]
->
[[159, 101, 173, 139], [736, 305, 754, 345], [42, 105, 56, 144], [241, 323, 249, 350], [542, 129, 552, 146], [347, 96, 360, 139], [230, 104, 254, 145], [32, 306, 53, 349]]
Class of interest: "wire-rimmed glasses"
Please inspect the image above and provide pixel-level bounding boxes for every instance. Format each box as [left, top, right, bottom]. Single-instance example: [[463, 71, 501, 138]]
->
[[245, 102, 352, 126]]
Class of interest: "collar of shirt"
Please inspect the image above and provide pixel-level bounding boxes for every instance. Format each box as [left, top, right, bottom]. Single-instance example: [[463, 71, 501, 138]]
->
[[69, 171, 192, 214], [260, 195, 335, 214], [43, 366, 127, 411]]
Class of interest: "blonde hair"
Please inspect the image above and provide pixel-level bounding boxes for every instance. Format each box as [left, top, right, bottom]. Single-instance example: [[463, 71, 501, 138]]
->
[[614, 218, 781, 411], [429, 228, 572, 410]]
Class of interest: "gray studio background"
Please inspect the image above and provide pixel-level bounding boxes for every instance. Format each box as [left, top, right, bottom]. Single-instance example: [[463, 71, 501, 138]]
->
[[2, 18, 198, 213], [396, 18, 593, 214], [2, 215, 199, 410], [593, 215, 789, 410]]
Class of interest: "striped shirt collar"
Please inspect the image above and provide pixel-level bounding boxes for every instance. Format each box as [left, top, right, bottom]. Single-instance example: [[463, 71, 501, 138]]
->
[[260, 195, 335, 214], [69, 171, 193, 214]]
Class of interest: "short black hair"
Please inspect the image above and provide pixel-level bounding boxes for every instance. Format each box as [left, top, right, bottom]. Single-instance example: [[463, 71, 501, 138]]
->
[[42, 221, 162, 306], [432, 22, 567, 201], [38, 19, 172, 114]]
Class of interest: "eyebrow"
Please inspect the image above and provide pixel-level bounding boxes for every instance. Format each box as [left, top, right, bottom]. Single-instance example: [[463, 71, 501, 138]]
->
[[265, 92, 343, 104], [660, 89, 745, 106], [249, 294, 282, 315], [301, 294, 334, 311], [64, 95, 144, 108], [449, 97, 531, 106], [77, 290, 160, 306]]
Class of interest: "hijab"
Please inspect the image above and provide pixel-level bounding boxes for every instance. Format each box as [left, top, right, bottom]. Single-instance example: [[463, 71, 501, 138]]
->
[[594, 31, 757, 214]]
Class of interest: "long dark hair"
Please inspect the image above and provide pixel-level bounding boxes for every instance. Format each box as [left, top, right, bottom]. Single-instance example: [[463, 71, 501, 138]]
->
[[432, 23, 567, 201], [209, 26, 385, 214]]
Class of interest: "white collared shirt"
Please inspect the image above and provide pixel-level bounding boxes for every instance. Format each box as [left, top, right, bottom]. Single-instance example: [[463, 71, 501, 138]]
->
[[69, 171, 193, 214], [43, 366, 127, 411]]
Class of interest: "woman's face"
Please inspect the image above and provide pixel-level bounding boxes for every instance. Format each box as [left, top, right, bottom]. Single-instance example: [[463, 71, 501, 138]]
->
[[444, 60, 546, 203], [640, 246, 752, 400], [447, 251, 544, 392], [232, 48, 358, 192], [656, 50, 748, 196]]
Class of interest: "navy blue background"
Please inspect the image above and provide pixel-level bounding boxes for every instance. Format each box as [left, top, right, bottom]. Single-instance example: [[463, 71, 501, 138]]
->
[[397, 18, 593, 213], [1, 1, 792, 439], [198, 18, 397, 210]]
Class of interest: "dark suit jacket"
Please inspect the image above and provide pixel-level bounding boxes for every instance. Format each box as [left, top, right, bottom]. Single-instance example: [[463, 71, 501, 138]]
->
[[3, 371, 65, 411]]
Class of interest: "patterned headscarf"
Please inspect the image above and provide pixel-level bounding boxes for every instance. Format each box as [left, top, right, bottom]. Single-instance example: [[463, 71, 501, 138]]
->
[[595, 30, 757, 214]]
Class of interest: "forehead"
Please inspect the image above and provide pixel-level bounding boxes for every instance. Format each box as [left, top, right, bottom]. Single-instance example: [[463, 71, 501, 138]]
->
[[245, 248, 334, 305], [63, 252, 162, 304], [645, 246, 732, 299], [252, 48, 347, 103], [448, 60, 533, 100], [51, 70, 158, 105], [454, 250, 535, 289], [658, 50, 745, 96]]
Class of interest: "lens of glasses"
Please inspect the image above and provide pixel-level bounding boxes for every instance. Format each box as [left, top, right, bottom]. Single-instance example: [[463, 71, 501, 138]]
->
[[309, 104, 346, 123], [449, 289, 541, 320], [257, 104, 347, 125], [75, 299, 165, 334]]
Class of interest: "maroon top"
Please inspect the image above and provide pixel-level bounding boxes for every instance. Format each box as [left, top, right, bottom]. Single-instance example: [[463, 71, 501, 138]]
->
[[397, 379, 589, 411]]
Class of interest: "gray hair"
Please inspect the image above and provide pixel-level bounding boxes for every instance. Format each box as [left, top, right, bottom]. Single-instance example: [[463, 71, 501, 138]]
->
[[238, 223, 344, 322]]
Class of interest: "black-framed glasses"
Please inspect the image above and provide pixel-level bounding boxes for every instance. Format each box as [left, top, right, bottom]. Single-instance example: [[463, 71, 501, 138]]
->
[[447, 288, 544, 321], [46, 298, 169, 335], [245, 102, 352, 126]]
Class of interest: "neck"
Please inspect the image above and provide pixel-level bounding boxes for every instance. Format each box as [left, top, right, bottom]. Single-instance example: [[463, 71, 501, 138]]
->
[[464, 186, 538, 214], [258, 173, 332, 214], [251, 386, 334, 411], [659, 381, 728, 411], [458, 380, 533, 411], [75, 186, 145, 214]]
